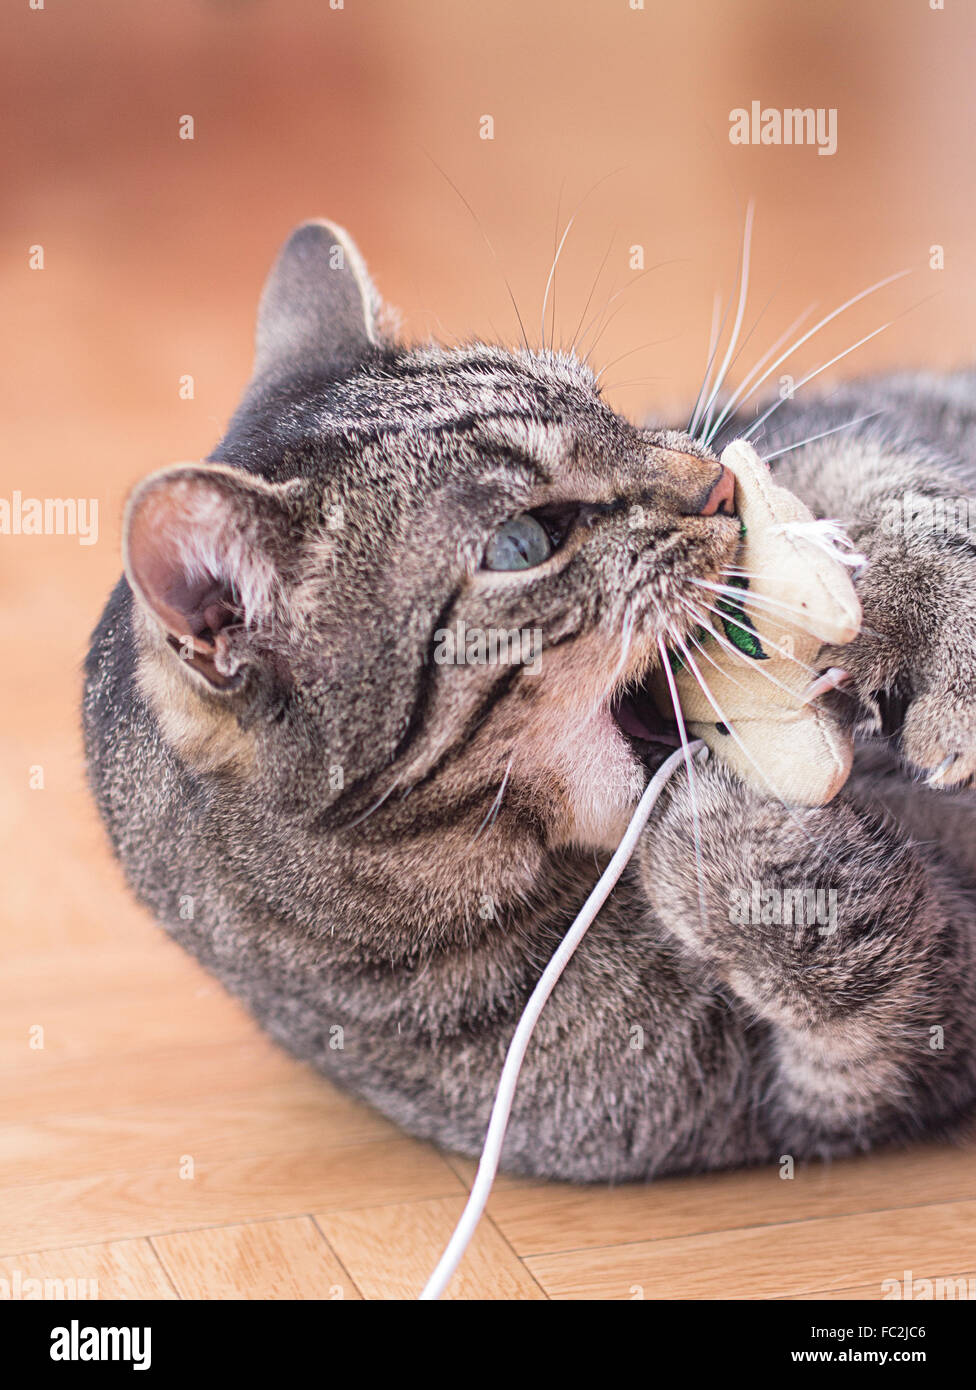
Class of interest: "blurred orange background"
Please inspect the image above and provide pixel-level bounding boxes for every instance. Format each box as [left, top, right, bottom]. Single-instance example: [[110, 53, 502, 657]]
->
[[2, 0, 975, 953]]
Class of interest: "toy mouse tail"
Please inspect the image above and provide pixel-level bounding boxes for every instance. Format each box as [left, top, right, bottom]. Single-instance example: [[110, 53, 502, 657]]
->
[[771, 518, 867, 572]]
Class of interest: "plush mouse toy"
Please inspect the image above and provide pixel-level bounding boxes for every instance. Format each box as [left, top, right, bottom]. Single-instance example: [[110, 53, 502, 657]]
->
[[653, 438, 863, 807]]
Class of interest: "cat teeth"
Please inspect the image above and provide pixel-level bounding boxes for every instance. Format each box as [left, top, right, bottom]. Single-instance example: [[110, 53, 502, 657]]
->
[[800, 667, 851, 705]]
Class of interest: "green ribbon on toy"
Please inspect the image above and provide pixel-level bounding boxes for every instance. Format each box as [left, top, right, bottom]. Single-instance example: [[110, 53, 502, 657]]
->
[[669, 525, 767, 670], [715, 575, 768, 660]]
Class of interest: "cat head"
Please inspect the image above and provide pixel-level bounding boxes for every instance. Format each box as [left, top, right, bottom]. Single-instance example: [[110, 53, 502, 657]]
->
[[124, 221, 739, 860]]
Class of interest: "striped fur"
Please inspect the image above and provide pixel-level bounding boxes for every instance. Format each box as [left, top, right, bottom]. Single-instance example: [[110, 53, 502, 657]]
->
[[82, 223, 976, 1180]]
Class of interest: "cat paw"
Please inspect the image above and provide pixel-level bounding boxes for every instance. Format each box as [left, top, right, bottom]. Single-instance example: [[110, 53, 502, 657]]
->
[[779, 515, 976, 790], [813, 628, 976, 790], [900, 692, 976, 788]]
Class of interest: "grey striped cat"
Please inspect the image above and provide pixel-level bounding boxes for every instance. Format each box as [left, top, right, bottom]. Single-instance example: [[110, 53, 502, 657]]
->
[[83, 222, 976, 1180]]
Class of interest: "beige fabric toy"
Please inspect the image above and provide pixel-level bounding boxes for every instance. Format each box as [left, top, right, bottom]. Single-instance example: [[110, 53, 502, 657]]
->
[[653, 439, 862, 807]]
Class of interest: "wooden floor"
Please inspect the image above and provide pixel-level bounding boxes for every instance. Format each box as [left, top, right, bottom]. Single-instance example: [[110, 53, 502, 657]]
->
[[3, 916, 976, 1299], [2, 915, 976, 1302], [4, 0, 976, 1301]]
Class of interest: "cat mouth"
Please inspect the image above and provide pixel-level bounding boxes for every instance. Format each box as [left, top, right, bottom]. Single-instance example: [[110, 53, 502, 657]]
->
[[610, 676, 682, 754]]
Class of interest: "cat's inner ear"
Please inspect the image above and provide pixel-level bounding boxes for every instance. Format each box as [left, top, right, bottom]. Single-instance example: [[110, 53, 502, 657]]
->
[[123, 464, 296, 689], [251, 219, 381, 387]]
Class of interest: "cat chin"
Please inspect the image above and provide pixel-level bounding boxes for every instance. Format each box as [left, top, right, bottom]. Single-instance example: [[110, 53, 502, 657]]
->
[[545, 710, 664, 852]]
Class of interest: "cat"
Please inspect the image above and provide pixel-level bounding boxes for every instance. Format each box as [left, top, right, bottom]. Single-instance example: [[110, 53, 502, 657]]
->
[[83, 221, 976, 1181]]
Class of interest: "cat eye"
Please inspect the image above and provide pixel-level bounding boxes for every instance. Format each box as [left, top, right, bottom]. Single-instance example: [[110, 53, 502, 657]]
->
[[482, 513, 554, 571]]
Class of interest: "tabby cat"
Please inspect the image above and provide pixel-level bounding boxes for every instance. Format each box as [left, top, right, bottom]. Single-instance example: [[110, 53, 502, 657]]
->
[[83, 222, 976, 1180]]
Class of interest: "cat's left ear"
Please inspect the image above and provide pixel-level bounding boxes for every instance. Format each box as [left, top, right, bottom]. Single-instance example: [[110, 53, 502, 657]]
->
[[123, 463, 301, 689], [250, 219, 382, 387]]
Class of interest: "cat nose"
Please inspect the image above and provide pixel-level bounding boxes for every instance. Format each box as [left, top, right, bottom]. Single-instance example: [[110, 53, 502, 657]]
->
[[699, 464, 736, 516]]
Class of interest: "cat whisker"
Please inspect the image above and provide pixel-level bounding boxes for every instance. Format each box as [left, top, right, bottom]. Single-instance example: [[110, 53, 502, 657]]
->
[[687, 617, 849, 720], [682, 598, 848, 704], [473, 758, 514, 842], [599, 376, 667, 393], [594, 334, 680, 384], [698, 201, 756, 440], [569, 230, 616, 355], [697, 304, 815, 444], [537, 167, 630, 355], [688, 289, 730, 437], [343, 778, 401, 830], [581, 300, 643, 367], [688, 596, 811, 662], [657, 635, 710, 933], [666, 629, 826, 850], [697, 576, 836, 625], [703, 270, 909, 446], [721, 559, 870, 598], [719, 565, 780, 581], [684, 601, 818, 692], [679, 611, 753, 692], [691, 577, 825, 625], [600, 606, 637, 719], [767, 522, 866, 571], [698, 288, 778, 432], [760, 411, 886, 462], [422, 151, 531, 350], [706, 587, 879, 649], [578, 259, 684, 364], [547, 179, 566, 352], [740, 321, 894, 445], [580, 300, 625, 365], [683, 595, 784, 661], [541, 212, 577, 354], [721, 564, 813, 580], [719, 562, 854, 596], [708, 572, 881, 643]]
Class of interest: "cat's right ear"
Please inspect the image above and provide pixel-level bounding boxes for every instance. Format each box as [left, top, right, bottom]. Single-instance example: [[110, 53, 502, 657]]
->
[[250, 219, 382, 387], [123, 463, 300, 689]]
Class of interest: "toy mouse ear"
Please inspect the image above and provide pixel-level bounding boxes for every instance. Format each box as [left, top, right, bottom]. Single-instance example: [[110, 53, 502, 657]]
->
[[720, 439, 862, 647], [123, 463, 299, 689], [250, 220, 382, 388], [720, 439, 768, 505]]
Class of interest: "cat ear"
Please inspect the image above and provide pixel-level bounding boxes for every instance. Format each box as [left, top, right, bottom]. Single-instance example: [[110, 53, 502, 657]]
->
[[251, 219, 381, 385], [123, 463, 298, 689]]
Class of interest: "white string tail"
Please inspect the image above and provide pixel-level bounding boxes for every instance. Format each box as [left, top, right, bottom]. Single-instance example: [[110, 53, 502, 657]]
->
[[769, 517, 867, 571], [418, 741, 701, 1301]]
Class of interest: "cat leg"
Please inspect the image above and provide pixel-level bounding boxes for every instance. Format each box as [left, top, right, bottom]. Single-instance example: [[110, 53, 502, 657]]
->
[[637, 759, 976, 1152], [814, 507, 976, 788], [755, 413, 976, 786]]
